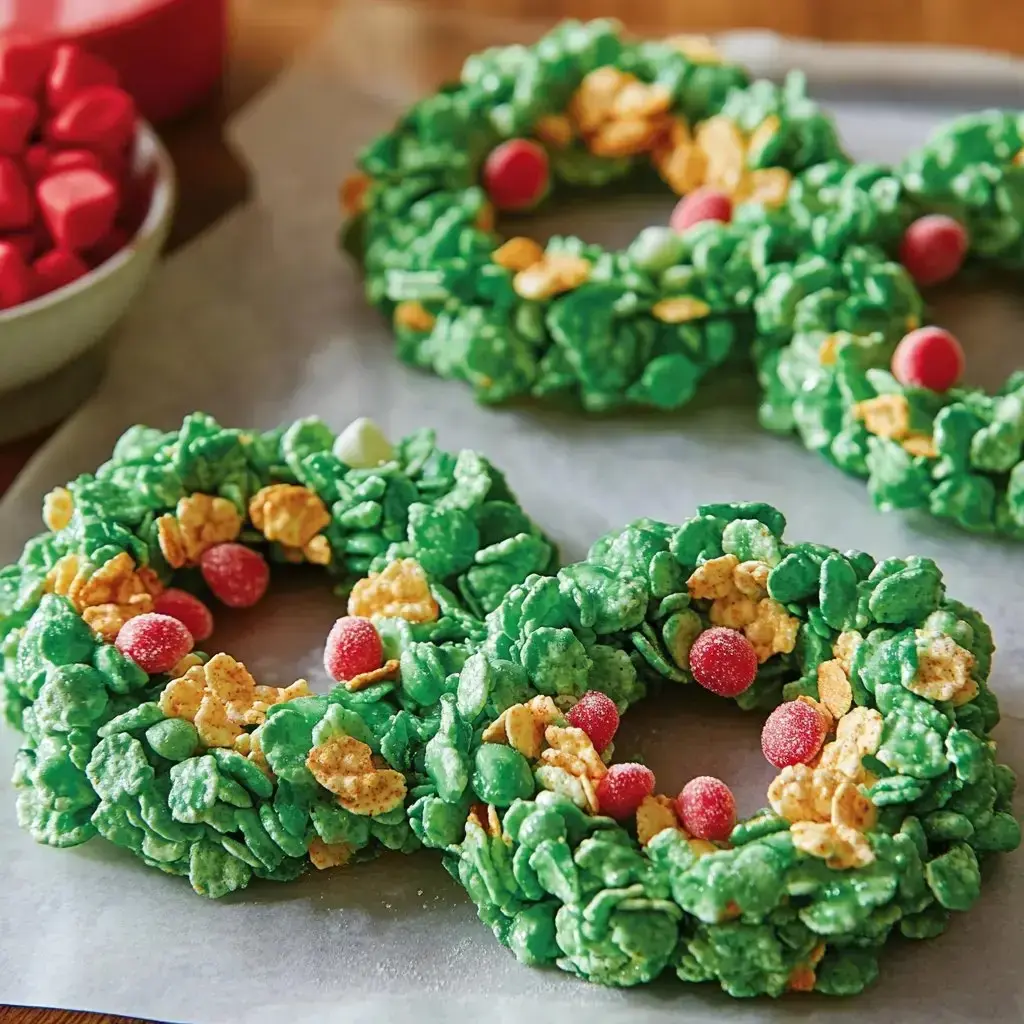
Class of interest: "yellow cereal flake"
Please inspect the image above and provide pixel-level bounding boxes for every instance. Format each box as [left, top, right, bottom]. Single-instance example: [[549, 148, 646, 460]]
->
[[744, 599, 800, 663], [832, 631, 861, 674], [482, 695, 561, 760], [347, 558, 439, 623], [308, 837, 354, 870], [787, 964, 817, 993], [611, 81, 672, 121], [768, 764, 844, 824], [907, 631, 977, 705], [513, 252, 591, 301], [535, 763, 598, 812], [664, 34, 723, 65], [835, 706, 884, 755], [157, 493, 242, 568], [831, 780, 877, 832], [249, 484, 330, 551], [159, 666, 207, 720], [733, 560, 770, 599], [708, 593, 758, 631], [818, 334, 840, 367], [817, 659, 853, 718], [534, 114, 574, 148], [1014, 149, 1024, 167], [540, 725, 608, 781], [636, 794, 684, 846], [695, 115, 746, 194], [747, 115, 781, 157], [194, 693, 243, 749], [902, 432, 937, 458], [467, 803, 503, 838], [340, 172, 370, 216], [737, 167, 791, 208], [344, 658, 400, 693], [492, 236, 545, 272], [170, 652, 204, 677], [651, 296, 711, 323], [688, 838, 720, 858], [307, 734, 407, 816], [853, 394, 911, 441], [687, 554, 740, 600], [393, 300, 436, 333], [568, 66, 634, 135], [817, 738, 871, 784], [791, 821, 874, 870], [655, 141, 707, 196], [303, 535, 333, 566], [589, 114, 671, 158], [42, 487, 74, 531]]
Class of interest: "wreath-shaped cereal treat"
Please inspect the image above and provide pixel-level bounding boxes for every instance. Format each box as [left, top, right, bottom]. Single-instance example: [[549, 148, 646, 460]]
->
[[2, 415, 1018, 998], [341, 19, 1024, 540]]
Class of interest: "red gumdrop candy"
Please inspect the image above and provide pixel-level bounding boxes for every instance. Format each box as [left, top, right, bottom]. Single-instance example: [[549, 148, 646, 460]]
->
[[0, 157, 34, 231], [115, 613, 194, 675], [761, 700, 829, 769], [7, 231, 37, 262], [24, 145, 50, 183], [154, 588, 215, 643], [200, 543, 270, 608], [0, 241, 34, 309], [46, 149, 105, 176], [689, 627, 758, 697], [482, 138, 549, 212], [676, 775, 737, 842], [85, 227, 130, 268], [0, 93, 38, 155], [670, 187, 733, 233], [899, 214, 967, 287], [595, 762, 656, 820], [47, 45, 119, 112], [891, 326, 965, 393], [324, 616, 384, 682], [566, 690, 620, 753], [47, 85, 136, 153], [37, 169, 119, 252], [0, 38, 52, 98], [33, 249, 89, 294]]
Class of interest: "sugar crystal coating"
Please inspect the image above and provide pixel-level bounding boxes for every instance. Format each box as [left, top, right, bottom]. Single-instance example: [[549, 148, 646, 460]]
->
[[154, 589, 214, 643], [596, 762, 656, 820], [482, 138, 549, 211], [324, 616, 383, 682], [677, 775, 736, 841], [689, 627, 758, 697], [761, 700, 828, 769], [565, 689, 619, 752], [899, 214, 968, 287], [200, 543, 270, 609], [891, 326, 965, 393], [115, 613, 193, 674]]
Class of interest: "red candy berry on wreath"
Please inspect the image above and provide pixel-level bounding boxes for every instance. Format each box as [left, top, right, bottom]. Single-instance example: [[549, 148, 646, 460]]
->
[[688, 627, 758, 697], [670, 187, 733, 233], [566, 690, 620, 754], [115, 613, 193, 674], [596, 763, 656, 820], [891, 325, 965, 393], [676, 775, 736, 842], [761, 699, 829, 769], [200, 543, 270, 609], [482, 138, 549, 212], [899, 214, 968, 287], [154, 588, 215, 643], [324, 616, 384, 682]]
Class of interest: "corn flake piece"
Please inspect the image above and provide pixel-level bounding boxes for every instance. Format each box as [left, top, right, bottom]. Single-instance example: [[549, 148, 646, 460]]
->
[[688, 838, 719, 858], [709, 593, 758, 630], [696, 115, 746, 193], [43, 487, 74, 531], [737, 167, 791, 207], [818, 334, 840, 367], [194, 693, 243, 749], [513, 252, 591, 301], [303, 535, 333, 566], [45, 553, 81, 599], [588, 113, 669, 158], [394, 300, 436, 333], [307, 734, 407, 816], [535, 764, 597, 812], [817, 659, 853, 718], [908, 631, 977, 704], [540, 724, 608, 781], [157, 493, 242, 568], [569, 66, 633, 135], [787, 964, 816, 994], [747, 114, 781, 157], [160, 665, 207, 720], [664, 34, 723, 64], [492, 236, 545, 272], [733, 560, 770, 599], [687, 554, 740, 600], [204, 652, 257, 712], [308, 837, 354, 870], [835, 706, 884, 755], [652, 296, 711, 323], [768, 764, 844, 824], [611, 81, 672, 121], [655, 141, 707, 195], [744, 598, 799, 663], [817, 738, 872, 784], [249, 484, 330, 550], [636, 794, 684, 846], [467, 803, 503, 837], [791, 821, 874, 870], [482, 695, 560, 759], [534, 114, 574, 148], [831, 780, 877, 832], [902, 432, 937, 458], [345, 658, 400, 693], [832, 631, 861, 674], [853, 395, 911, 441], [348, 558, 439, 623], [340, 172, 370, 216]]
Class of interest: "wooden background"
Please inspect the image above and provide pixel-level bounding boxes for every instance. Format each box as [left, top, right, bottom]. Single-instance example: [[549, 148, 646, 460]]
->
[[3, 1, 1022, 1023]]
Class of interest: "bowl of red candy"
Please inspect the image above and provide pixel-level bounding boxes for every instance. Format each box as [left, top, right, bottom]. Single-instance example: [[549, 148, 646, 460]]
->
[[0, 37, 175, 394]]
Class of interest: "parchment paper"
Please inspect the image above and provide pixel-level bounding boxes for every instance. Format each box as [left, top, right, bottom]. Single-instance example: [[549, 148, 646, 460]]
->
[[1, 7, 1022, 1022]]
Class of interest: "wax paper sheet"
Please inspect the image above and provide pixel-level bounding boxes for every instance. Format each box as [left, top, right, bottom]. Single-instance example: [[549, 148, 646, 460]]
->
[[1, 6, 1022, 1022]]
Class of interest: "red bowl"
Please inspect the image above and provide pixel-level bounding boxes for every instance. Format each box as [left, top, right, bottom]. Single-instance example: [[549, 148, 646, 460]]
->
[[2, 0, 228, 123]]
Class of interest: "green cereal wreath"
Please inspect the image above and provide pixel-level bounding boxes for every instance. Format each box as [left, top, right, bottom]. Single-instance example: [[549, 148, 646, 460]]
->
[[2, 413, 1019, 998], [340, 19, 1024, 540]]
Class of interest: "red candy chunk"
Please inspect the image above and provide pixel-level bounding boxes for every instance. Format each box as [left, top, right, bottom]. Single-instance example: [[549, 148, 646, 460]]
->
[[0, 242, 34, 309], [324, 616, 384, 682], [24, 145, 50, 183], [891, 326, 965, 393], [200, 543, 270, 609], [7, 231, 37, 262], [0, 157, 34, 231], [689, 627, 758, 697], [566, 690, 620, 754], [46, 150, 105, 177], [676, 776, 736, 842], [37, 169, 119, 252], [0, 38, 52, 98], [761, 700, 829, 769], [85, 227, 130, 268], [115, 613, 194, 675], [33, 250, 89, 293], [47, 45, 119, 112], [482, 138, 549, 212], [670, 187, 733, 232], [48, 85, 136, 153], [154, 588, 215, 643], [0, 93, 38, 155], [596, 763, 656, 820], [899, 214, 968, 287]]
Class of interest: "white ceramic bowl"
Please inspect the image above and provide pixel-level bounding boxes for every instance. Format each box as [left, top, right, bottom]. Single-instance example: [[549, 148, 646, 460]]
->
[[0, 121, 176, 395]]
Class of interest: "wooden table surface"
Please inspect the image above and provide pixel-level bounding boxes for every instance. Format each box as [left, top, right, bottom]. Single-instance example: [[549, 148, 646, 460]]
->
[[1, 1, 1021, 1022]]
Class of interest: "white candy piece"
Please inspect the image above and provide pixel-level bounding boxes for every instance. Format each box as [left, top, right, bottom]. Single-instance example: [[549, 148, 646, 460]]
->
[[334, 417, 393, 469]]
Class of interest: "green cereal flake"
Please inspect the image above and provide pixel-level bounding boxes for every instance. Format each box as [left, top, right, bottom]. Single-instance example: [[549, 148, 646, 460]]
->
[[97, 702, 165, 738], [519, 627, 591, 696], [472, 744, 535, 806], [508, 903, 560, 965], [925, 843, 981, 911], [35, 664, 109, 733], [721, 519, 782, 567], [144, 718, 199, 761], [188, 839, 252, 898], [86, 734, 155, 804]]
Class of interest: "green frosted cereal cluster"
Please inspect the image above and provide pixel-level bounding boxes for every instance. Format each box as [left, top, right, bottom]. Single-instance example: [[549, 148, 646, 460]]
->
[[342, 20, 1024, 540]]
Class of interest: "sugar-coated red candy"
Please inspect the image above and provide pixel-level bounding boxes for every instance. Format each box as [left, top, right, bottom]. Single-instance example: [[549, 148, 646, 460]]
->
[[33, 249, 89, 293], [891, 326, 965, 393], [761, 700, 829, 769], [115, 613, 194, 675], [596, 762, 656, 820], [676, 775, 736, 842], [670, 187, 733, 232], [200, 543, 270, 609], [0, 157, 33, 231], [482, 138, 549, 212], [0, 38, 52, 98], [47, 45, 119, 112], [37, 168, 119, 252], [153, 588, 215, 643], [48, 86, 136, 153], [689, 627, 759, 697], [899, 214, 968, 287], [566, 690, 620, 754], [0, 93, 38, 155], [0, 242, 34, 309], [324, 616, 384, 682]]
